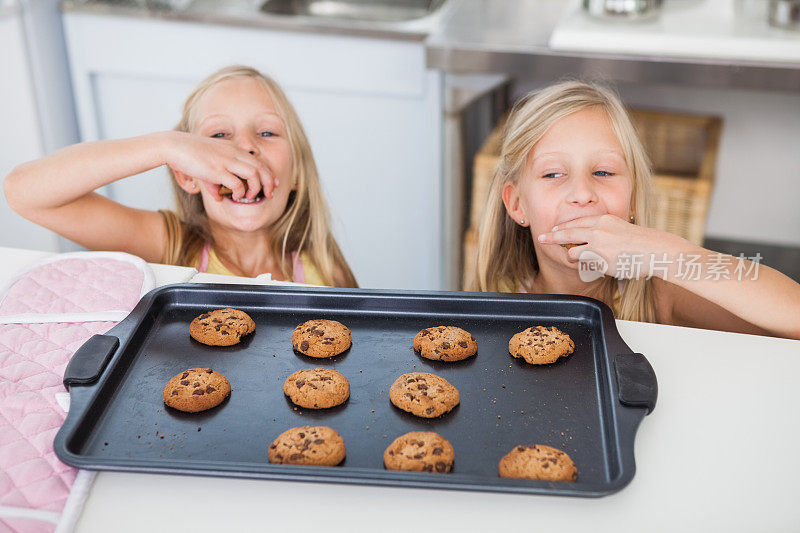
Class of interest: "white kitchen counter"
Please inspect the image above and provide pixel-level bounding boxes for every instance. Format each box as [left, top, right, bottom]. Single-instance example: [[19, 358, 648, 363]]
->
[[550, 0, 800, 64], [2, 246, 799, 532]]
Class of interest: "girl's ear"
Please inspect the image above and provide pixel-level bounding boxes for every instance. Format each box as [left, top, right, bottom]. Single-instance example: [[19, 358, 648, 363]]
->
[[502, 182, 527, 226], [174, 170, 200, 194]]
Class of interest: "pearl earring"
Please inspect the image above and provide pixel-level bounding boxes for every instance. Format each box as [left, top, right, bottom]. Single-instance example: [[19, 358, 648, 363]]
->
[[629, 215, 635, 223], [519, 219, 525, 225]]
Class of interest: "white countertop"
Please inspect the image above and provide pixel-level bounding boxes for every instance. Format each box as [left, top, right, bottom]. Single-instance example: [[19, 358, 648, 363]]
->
[[2, 247, 799, 532]]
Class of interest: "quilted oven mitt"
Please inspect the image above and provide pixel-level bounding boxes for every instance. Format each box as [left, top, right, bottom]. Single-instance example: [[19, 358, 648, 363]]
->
[[0, 252, 153, 533]]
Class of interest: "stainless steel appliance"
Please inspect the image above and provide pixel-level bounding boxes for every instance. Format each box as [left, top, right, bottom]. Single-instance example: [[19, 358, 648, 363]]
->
[[583, 0, 664, 19]]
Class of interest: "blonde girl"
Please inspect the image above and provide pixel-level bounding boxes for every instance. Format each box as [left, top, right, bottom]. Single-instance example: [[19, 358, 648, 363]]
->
[[5, 65, 357, 287], [474, 81, 800, 339]]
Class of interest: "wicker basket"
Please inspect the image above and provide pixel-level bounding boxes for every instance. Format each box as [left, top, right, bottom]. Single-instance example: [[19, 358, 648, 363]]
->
[[469, 121, 506, 230], [462, 108, 722, 289], [630, 109, 722, 246], [462, 226, 479, 290]]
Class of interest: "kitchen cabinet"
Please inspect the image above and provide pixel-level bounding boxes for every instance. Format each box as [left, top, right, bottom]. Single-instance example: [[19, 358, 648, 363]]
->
[[63, 12, 443, 290], [0, 6, 60, 252]]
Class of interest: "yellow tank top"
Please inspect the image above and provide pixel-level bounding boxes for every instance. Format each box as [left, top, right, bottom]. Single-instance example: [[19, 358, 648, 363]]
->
[[159, 210, 327, 286], [197, 245, 326, 286]]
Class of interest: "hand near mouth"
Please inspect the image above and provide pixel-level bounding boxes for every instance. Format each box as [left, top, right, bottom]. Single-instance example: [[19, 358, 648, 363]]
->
[[536, 214, 686, 280], [164, 132, 275, 202], [219, 181, 267, 204]]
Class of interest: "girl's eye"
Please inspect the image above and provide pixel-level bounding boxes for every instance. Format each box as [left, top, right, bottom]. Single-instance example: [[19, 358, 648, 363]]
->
[[543, 172, 565, 179], [259, 131, 274, 137], [211, 132, 227, 138], [594, 170, 614, 177]]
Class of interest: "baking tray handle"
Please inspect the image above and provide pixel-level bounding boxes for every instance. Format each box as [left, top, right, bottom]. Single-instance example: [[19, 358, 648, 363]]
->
[[614, 353, 658, 414], [63, 334, 119, 389]]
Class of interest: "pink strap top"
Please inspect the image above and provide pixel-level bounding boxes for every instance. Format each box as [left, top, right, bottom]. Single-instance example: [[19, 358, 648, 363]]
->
[[290, 251, 305, 284], [197, 243, 305, 283], [197, 243, 210, 273]]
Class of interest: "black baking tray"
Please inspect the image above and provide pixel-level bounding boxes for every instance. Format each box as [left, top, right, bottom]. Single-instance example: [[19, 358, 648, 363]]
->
[[54, 283, 657, 497]]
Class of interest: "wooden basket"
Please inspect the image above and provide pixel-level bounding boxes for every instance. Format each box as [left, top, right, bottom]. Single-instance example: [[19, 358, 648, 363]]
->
[[462, 108, 722, 289]]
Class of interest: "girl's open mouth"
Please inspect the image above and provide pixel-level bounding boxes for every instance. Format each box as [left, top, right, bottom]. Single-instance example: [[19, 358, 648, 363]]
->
[[227, 192, 265, 204], [219, 183, 264, 204]]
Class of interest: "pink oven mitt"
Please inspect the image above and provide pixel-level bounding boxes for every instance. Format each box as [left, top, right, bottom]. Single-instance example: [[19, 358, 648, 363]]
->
[[0, 252, 154, 532]]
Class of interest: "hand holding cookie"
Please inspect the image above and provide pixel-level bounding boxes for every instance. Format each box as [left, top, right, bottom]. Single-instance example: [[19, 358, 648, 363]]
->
[[537, 214, 686, 280], [164, 131, 274, 201]]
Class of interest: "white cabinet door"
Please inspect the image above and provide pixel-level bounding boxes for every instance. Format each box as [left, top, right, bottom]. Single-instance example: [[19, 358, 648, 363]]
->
[[0, 11, 59, 252], [90, 73, 195, 212], [64, 13, 443, 290]]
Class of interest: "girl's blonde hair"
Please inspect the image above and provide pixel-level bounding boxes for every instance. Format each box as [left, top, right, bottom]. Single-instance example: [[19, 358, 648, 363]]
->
[[162, 65, 356, 287], [474, 81, 657, 323]]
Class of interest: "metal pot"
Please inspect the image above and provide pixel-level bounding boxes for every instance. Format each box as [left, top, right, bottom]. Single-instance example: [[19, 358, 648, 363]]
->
[[583, 0, 664, 20]]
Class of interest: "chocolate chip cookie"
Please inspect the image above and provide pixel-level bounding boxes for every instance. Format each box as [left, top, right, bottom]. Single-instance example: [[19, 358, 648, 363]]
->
[[498, 444, 578, 482], [292, 319, 351, 358], [162, 368, 231, 413], [389, 372, 460, 418], [189, 308, 255, 346], [268, 426, 346, 466], [283, 368, 350, 409], [413, 326, 477, 362], [508, 326, 574, 365], [383, 431, 455, 473]]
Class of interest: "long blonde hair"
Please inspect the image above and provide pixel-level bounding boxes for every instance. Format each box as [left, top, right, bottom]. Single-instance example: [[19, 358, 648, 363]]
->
[[162, 65, 356, 287], [474, 81, 656, 323]]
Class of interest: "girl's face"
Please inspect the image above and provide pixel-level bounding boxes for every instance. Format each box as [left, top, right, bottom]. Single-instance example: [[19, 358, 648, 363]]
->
[[192, 76, 294, 234], [503, 106, 633, 269]]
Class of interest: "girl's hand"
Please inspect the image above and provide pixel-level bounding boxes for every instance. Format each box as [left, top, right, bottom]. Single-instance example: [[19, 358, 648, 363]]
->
[[537, 214, 685, 280], [162, 131, 274, 201], [537, 218, 800, 340]]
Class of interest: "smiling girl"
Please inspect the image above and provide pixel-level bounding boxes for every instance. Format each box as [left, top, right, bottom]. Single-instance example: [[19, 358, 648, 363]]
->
[[474, 81, 800, 339], [4, 65, 356, 286]]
